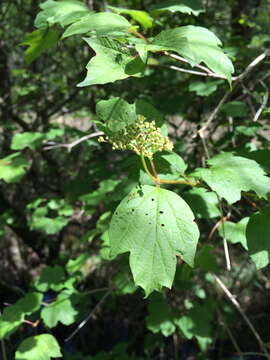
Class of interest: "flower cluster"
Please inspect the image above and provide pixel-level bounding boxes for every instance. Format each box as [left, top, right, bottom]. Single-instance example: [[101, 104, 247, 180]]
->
[[98, 115, 173, 159]]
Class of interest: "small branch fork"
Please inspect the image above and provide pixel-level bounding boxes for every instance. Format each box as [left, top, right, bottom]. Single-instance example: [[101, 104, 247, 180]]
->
[[140, 155, 197, 187]]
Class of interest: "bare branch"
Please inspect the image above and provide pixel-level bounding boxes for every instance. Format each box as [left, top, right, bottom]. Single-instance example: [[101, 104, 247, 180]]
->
[[215, 275, 270, 357], [253, 80, 269, 122], [43, 131, 104, 152]]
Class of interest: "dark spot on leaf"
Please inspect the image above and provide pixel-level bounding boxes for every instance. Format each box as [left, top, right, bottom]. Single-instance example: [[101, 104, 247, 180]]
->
[[145, 213, 148, 216], [132, 209, 135, 212], [149, 222, 151, 225], [151, 198, 154, 201], [159, 211, 163, 214], [115, 212, 118, 215], [161, 224, 165, 227]]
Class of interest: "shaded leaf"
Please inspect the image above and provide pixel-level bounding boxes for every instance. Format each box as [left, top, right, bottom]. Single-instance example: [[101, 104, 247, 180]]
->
[[182, 187, 220, 219], [21, 29, 58, 64], [146, 293, 176, 337], [35, 265, 66, 292], [246, 207, 270, 269]]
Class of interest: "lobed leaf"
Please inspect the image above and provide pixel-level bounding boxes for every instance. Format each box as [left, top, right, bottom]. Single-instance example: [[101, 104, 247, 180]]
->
[[193, 152, 270, 204], [15, 334, 61, 360], [78, 37, 146, 86], [152, 26, 234, 82], [109, 185, 199, 296]]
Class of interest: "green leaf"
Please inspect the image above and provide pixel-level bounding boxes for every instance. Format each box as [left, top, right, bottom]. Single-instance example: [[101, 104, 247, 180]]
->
[[152, 26, 234, 82], [96, 98, 137, 132], [175, 300, 214, 350], [41, 291, 78, 327], [182, 188, 220, 219], [35, 265, 66, 292], [66, 253, 89, 274], [11, 132, 46, 150], [0, 292, 42, 340], [193, 152, 270, 204], [150, 0, 204, 16], [0, 152, 28, 183], [77, 37, 146, 87], [21, 29, 58, 64], [240, 150, 270, 173], [221, 101, 247, 117], [35, 0, 90, 28], [218, 218, 249, 250], [108, 6, 153, 29], [188, 80, 221, 96], [195, 245, 219, 272], [15, 334, 61, 360], [146, 293, 176, 337], [62, 12, 132, 38], [109, 185, 199, 296], [246, 207, 270, 269]]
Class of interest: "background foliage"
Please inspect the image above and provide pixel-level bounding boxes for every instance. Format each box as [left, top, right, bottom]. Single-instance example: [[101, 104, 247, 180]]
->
[[1, 0, 270, 359]]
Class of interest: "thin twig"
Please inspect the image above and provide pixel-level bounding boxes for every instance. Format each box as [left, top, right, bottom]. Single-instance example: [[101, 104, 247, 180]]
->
[[218, 310, 243, 358], [214, 275, 270, 356], [199, 51, 269, 137], [253, 80, 269, 122], [65, 289, 112, 342], [43, 131, 104, 152]]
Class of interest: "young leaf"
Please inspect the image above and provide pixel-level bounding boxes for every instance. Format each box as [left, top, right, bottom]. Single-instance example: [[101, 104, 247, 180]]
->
[[21, 29, 58, 64], [62, 12, 132, 38], [152, 26, 234, 82], [150, 0, 204, 16], [77, 37, 146, 86], [108, 6, 153, 29], [41, 290, 78, 327], [246, 207, 270, 269], [218, 218, 249, 250], [193, 152, 270, 204], [15, 334, 61, 360], [0, 152, 28, 183], [35, 0, 90, 29], [0, 292, 42, 340], [109, 185, 199, 296], [96, 97, 137, 132]]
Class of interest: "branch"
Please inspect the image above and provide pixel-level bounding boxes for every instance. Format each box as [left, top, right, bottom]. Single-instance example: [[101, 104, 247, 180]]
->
[[199, 51, 269, 136], [43, 131, 104, 152], [214, 275, 269, 356], [253, 80, 269, 122]]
